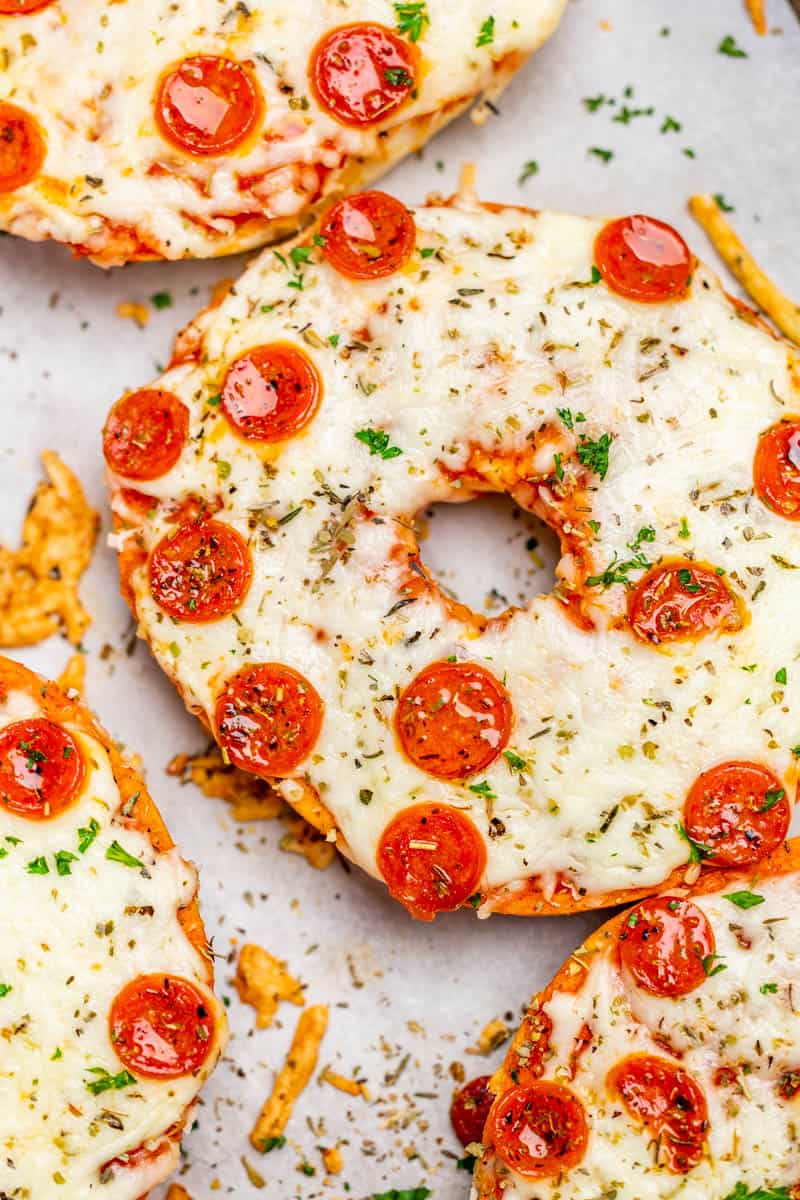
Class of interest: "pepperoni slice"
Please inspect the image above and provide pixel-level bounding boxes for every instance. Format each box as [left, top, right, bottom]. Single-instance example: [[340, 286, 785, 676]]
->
[[684, 761, 790, 866], [0, 718, 84, 820], [215, 663, 324, 777], [0, 0, 56, 11], [320, 191, 416, 280], [486, 1083, 588, 1178], [310, 23, 418, 127], [155, 55, 263, 156], [619, 896, 714, 998], [221, 343, 321, 442], [149, 519, 252, 622], [451, 1075, 494, 1147], [376, 802, 486, 920], [628, 560, 743, 645], [109, 974, 215, 1079], [753, 419, 800, 520], [608, 1054, 708, 1173], [395, 661, 512, 780], [103, 389, 189, 481], [594, 215, 692, 303], [0, 102, 45, 193]]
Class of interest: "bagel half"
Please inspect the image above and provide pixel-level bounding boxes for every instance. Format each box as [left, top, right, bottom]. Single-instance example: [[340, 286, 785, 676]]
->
[[0, 656, 225, 1197]]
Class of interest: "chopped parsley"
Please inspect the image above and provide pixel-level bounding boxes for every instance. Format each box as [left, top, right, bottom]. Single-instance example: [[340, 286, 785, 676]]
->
[[0, 984, 11, 997], [760, 982, 779, 995], [26, 856, 49, 875], [105, 840, 143, 870], [518, 160, 539, 184], [585, 550, 652, 589], [701, 952, 727, 978], [85, 1067, 137, 1096], [576, 432, 612, 479], [468, 780, 496, 800], [355, 428, 403, 459], [660, 115, 681, 133], [677, 567, 701, 594], [589, 147, 614, 164], [676, 822, 713, 864], [503, 750, 527, 772], [78, 818, 101, 854], [55, 850, 78, 877], [762, 787, 785, 812], [556, 407, 586, 431], [258, 1135, 287, 1154], [678, 516, 690, 539], [372, 1190, 431, 1200], [476, 15, 495, 46], [775, 666, 788, 685], [722, 1186, 791, 1200], [718, 34, 748, 57], [583, 94, 608, 113], [393, 2, 429, 41], [384, 67, 414, 88], [150, 291, 173, 310], [724, 890, 765, 910], [714, 193, 735, 212]]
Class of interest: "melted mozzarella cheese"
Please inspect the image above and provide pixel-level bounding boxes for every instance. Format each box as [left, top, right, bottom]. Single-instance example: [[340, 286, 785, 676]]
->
[[0, 0, 565, 261], [110, 198, 800, 905], [0, 683, 225, 1198], [493, 871, 800, 1199]]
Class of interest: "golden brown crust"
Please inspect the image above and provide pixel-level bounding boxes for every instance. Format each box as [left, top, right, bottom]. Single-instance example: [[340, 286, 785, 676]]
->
[[0, 655, 212, 982]]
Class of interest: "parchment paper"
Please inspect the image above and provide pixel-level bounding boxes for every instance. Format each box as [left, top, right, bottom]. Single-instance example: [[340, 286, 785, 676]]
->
[[1, 1, 798, 1196]]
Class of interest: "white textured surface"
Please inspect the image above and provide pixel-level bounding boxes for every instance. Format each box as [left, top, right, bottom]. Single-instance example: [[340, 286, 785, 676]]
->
[[0, 1, 798, 1197]]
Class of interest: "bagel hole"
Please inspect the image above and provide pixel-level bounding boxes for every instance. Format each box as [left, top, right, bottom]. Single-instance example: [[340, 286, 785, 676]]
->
[[416, 494, 560, 617]]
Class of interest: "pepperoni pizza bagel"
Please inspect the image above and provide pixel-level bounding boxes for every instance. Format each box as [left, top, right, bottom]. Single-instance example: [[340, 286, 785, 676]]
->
[[472, 839, 800, 1199], [0, 0, 565, 264], [0, 656, 225, 1197], [104, 188, 800, 921]]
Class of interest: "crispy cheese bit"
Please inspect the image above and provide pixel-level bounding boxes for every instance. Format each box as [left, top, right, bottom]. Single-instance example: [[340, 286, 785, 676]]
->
[[235, 943, 305, 1030], [280, 810, 337, 870], [689, 194, 800, 346], [116, 301, 150, 328], [320, 1066, 365, 1097], [166, 1187, 193, 1200], [321, 1146, 343, 1175], [167, 746, 284, 821], [746, 0, 767, 34], [468, 1017, 511, 1056], [57, 652, 85, 696], [250, 1005, 329, 1151], [0, 451, 98, 647]]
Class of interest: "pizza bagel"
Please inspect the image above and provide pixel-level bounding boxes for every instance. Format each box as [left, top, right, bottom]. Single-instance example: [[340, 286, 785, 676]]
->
[[104, 188, 800, 920], [0, 656, 225, 1197], [473, 839, 800, 1199], [0, 0, 565, 264]]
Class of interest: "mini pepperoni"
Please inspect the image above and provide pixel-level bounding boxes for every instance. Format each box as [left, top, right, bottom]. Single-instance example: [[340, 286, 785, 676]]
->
[[149, 519, 252, 622], [684, 761, 790, 867], [396, 661, 512, 780], [628, 560, 743, 645], [619, 896, 714, 997], [215, 663, 324, 777], [376, 802, 486, 920], [753, 419, 800, 520], [594, 215, 691, 303], [320, 191, 416, 280], [221, 343, 321, 442], [310, 23, 417, 127], [0, 718, 84, 819], [155, 55, 263, 156], [103, 389, 189, 481], [608, 1054, 708, 1173], [486, 1083, 588, 1178], [0, 0, 55, 11], [451, 1076, 494, 1147], [0, 102, 45, 193], [109, 974, 215, 1079]]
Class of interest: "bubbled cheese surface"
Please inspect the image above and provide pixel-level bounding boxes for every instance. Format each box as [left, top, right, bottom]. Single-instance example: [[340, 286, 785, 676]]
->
[[108, 197, 800, 907], [491, 868, 800, 1199], [0, 0, 565, 262], [0, 682, 224, 1198]]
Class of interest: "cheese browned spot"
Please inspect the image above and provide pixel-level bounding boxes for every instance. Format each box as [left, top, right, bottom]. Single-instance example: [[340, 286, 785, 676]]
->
[[0, 656, 225, 1198], [478, 842, 800, 1199], [0, 1, 566, 263], [106, 193, 800, 919]]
